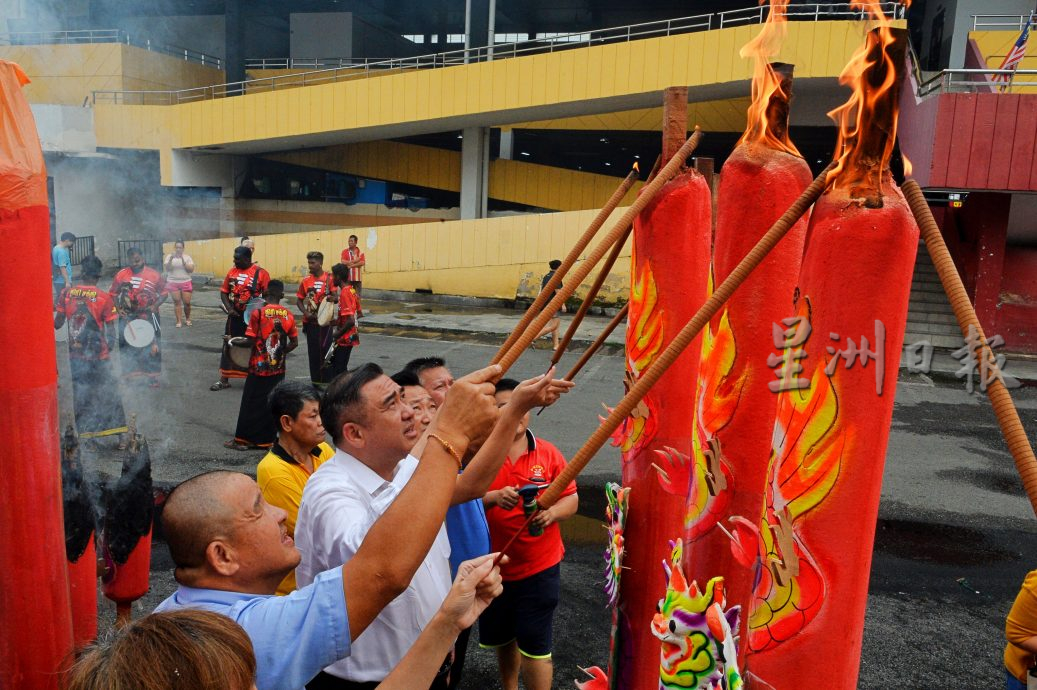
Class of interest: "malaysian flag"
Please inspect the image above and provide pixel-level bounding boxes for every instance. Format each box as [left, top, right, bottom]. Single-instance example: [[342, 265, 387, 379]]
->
[[993, 10, 1035, 86]]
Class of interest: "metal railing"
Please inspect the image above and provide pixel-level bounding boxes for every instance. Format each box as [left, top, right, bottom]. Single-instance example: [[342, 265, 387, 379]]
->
[[0, 29, 221, 69], [93, 2, 905, 106], [245, 57, 394, 70], [917, 68, 1037, 96], [971, 14, 1034, 31]]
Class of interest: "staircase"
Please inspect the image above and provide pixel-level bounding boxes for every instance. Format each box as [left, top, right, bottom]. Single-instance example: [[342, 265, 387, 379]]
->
[[904, 241, 961, 350]]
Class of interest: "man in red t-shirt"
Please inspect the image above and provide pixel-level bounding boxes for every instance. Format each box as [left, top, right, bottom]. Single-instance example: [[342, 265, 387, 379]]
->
[[212, 246, 270, 391], [325, 262, 361, 381], [55, 255, 129, 443], [225, 279, 298, 450], [480, 378, 579, 690], [340, 234, 365, 316], [296, 250, 337, 386], [110, 246, 167, 387]]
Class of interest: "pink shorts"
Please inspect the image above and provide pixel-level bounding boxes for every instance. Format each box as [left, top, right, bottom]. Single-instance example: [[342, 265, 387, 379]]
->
[[167, 279, 193, 293]]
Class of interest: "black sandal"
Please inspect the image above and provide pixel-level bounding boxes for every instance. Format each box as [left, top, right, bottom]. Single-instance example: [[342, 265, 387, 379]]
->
[[210, 380, 231, 391]]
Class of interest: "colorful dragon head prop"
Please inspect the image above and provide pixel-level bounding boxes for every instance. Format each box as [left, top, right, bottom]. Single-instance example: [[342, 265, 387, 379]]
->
[[652, 539, 742, 690], [603, 482, 630, 608]]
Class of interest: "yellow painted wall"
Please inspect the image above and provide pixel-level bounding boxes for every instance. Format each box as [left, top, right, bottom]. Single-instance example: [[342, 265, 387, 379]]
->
[[0, 43, 224, 105], [266, 140, 641, 211], [95, 20, 890, 150], [170, 206, 633, 301], [512, 98, 752, 133], [970, 31, 1037, 93]]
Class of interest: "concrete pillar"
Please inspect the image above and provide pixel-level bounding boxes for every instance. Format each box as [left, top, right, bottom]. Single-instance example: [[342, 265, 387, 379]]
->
[[460, 126, 489, 219], [499, 128, 513, 159], [225, 0, 245, 85], [220, 187, 238, 238], [465, 0, 491, 61]]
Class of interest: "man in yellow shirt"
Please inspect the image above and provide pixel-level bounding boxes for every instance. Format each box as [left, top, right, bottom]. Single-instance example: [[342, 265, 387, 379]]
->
[[1006, 568, 1037, 689], [256, 380, 334, 594]]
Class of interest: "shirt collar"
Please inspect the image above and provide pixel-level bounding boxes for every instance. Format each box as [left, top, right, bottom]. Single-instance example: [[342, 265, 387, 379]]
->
[[331, 447, 405, 497], [271, 440, 322, 465], [171, 584, 268, 607], [525, 428, 536, 452]]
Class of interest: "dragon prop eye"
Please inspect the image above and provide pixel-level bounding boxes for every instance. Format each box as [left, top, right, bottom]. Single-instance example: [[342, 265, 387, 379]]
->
[[668, 619, 677, 633]]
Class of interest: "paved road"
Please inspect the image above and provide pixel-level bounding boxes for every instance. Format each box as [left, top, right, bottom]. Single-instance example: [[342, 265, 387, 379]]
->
[[63, 288, 1037, 689]]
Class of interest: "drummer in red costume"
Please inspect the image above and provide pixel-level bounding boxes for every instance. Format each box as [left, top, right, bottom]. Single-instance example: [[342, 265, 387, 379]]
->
[[325, 262, 361, 380], [225, 280, 298, 450], [55, 255, 128, 445], [109, 246, 167, 388], [296, 250, 337, 387], [212, 246, 269, 391]]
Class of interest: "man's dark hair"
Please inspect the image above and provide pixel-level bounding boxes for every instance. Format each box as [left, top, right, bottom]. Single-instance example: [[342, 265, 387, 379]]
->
[[80, 255, 103, 278], [60, 232, 76, 242], [390, 369, 421, 389], [548, 259, 562, 270], [349, 234, 359, 242], [268, 380, 321, 429], [267, 279, 284, 296], [233, 246, 252, 260], [404, 357, 446, 376], [321, 362, 384, 445], [127, 246, 143, 258], [306, 251, 323, 262], [495, 378, 520, 394], [239, 236, 251, 246], [331, 263, 349, 283]]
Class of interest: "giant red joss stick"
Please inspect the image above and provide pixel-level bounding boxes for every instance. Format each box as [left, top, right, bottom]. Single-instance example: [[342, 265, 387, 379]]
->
[[611, 97, 713, 690], [743, 26, 915, 689], [0, 60, 75, 687], [682, 53, 813, 686]]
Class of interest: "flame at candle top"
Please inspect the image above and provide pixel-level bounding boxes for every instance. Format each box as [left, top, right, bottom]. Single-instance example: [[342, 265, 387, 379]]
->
[[737, 0, 802, 156], [825, 2, 910, 204]]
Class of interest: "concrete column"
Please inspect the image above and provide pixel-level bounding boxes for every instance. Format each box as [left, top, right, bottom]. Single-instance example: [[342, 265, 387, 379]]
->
[[220, 187, 238, 238], [460, 126, 489, 219], [225, 0, 245, 84], [499, 128, 513, 160], [465, 0, 490, 61]]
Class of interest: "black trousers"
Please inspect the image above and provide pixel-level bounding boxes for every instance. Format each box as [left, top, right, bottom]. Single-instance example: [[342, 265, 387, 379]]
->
[[303, 321, 334, 385]]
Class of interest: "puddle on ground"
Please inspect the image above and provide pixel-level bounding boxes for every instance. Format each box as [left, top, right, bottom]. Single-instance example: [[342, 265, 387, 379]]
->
[[873, 518, 1018, 565], [936, 467, 1024, 496]]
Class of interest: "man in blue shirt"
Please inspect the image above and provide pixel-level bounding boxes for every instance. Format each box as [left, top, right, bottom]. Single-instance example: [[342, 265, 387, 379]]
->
[[52, 232, 75, 304], [156, 364, 505, 690]]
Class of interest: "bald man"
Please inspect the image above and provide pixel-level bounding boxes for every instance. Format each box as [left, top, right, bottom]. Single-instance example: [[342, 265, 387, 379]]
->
[[155, 365, 505, 690]]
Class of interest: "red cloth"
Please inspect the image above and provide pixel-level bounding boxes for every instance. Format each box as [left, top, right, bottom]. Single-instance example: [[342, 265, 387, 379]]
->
[[221, 264, 270, 312], [245, 304, 297, 376], [335, 286, 361, 346], [109, 266, 165, 317], [296, 271, 336, 324], [341, 248, 365, 283], [485, 432, 577, 581], [57, 285, 118, 360]]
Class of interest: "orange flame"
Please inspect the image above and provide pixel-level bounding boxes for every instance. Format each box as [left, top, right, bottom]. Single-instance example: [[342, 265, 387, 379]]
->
[[633, 161, 640, 173], [737, 0, 801, 156], [826, 2, 909, 201]]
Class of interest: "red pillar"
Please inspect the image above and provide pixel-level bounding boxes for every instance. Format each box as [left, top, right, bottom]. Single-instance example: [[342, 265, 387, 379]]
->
[[968, 192, 1009, 337], [0, 61, 74, 688]]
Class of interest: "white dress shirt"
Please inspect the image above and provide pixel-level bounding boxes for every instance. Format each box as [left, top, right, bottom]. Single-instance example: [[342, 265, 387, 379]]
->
[[295, 449, 452, 682]]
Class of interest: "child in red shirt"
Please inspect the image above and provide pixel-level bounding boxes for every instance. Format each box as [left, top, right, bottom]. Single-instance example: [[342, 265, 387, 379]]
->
[[479, 378, 579, 690]]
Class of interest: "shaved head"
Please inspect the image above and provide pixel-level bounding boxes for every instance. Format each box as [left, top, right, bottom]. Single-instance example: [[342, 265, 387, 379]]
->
[[162, 471, 242, 573]]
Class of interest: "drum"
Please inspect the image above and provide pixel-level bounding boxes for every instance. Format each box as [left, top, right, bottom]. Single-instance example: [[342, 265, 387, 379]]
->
[[123, 319, 155, 348], [317, 299, 337, 327], [227, 337, 252, 369], [243, 296, 265, 324]]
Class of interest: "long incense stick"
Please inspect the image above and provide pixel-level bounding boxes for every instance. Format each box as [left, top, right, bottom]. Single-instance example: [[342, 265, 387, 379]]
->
[[902, 178, 1037, 520], [491, 168, 639, 365], [537, 162, 833, 509], [496, 129, 704, 374], [563, 303, 629, 382]]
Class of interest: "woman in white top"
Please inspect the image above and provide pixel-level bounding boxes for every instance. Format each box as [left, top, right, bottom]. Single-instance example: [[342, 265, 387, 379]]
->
[[164, 240, 195, 327]]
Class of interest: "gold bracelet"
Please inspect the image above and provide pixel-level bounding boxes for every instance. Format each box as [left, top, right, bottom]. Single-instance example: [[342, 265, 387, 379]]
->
[[428, 433, 463, 468]]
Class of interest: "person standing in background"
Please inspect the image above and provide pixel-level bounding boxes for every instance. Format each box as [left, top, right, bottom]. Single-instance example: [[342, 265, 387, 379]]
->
[[340, 234, 366, 317], [324, 263, 361, 380], [52, 231, 76, 306], [212, 246, 269, 391], [296, 251, 336, 387], [164, 240, 195, 328]]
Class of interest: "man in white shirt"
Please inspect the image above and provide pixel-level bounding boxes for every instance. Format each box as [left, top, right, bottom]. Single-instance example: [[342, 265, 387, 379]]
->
[[296, 363, 458, 688]]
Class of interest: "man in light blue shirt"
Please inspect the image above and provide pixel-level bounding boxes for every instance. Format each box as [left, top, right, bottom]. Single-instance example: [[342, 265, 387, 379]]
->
[[52, 231, 75, 303], [155, 364, 504, 690]]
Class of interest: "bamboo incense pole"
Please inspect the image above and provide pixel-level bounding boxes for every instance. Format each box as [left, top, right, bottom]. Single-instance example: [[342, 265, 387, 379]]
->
[[562, 303, 629, 382], [491, 168, 640, 365], [902, 179, 1037, 520], [495, 128, 704, 374], [537, 162, 833, 509], [548, 223, 632, 367]]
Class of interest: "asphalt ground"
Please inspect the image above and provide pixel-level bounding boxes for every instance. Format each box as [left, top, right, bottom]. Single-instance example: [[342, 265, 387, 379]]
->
[[59, 287, 1037, 689]]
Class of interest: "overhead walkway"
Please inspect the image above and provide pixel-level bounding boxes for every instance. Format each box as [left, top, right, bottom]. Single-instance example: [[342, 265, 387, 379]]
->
[[92, 5, 905, 154]]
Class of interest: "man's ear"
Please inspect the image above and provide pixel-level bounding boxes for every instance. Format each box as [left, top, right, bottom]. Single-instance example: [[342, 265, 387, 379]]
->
[[205, 540, 240, 577], [280, 414, 293, 434], [341, 422, 364, 449]]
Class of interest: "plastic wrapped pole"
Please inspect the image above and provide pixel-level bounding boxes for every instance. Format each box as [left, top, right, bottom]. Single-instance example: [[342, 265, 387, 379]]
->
[[0, 60, 75, 687]]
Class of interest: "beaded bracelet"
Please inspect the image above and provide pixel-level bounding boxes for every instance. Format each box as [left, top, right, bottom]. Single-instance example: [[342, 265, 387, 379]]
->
[[428, 433, 463, 468]]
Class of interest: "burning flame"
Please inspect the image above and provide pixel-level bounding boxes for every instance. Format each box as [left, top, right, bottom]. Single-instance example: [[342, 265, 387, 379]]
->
[[737, 0, 801, 156], [633, 161, 640, 173], [826, 2, 910, 198]]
